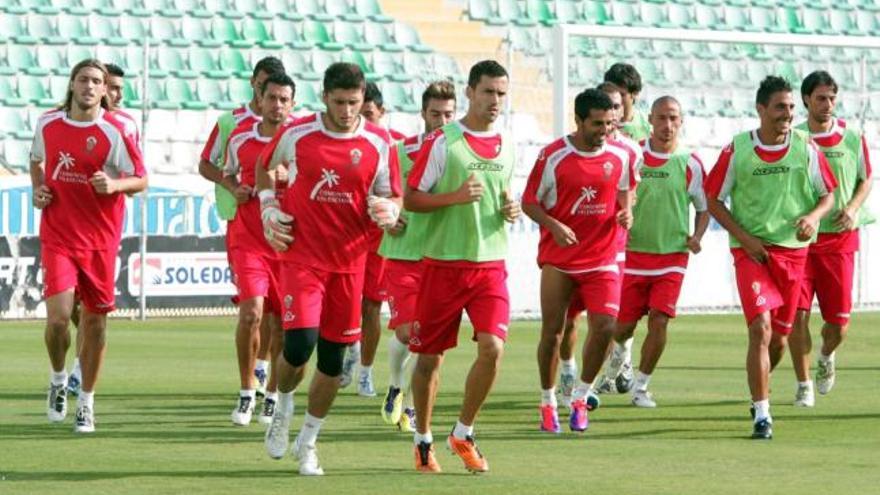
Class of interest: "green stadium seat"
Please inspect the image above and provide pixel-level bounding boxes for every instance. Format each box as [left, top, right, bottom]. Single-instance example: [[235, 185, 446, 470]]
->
[[553, 1, 581, 23], [7, 45, 49, 76], [270, 18, 308, 48], [583, 0, 612, 24], [310, 49, 337, 75], [0, 77, 27, 106], [339, 50, 376, 79], [197, 80, 235, 110], [745, 59, 772, 82], [211, 17, 253, 48], [52, 0, 90, 14], [354, 0, 392, 23], [47, 75, 69, 104], [854, 10, 880, 35], [780, 7, 811, 34], [0, 14, 35, 44], [394, 23, 432, 53], [721, 5, 756, 32], [364, 22, 402, 52], [382, 82, 417, 112], [608, 2, 647, 27], [81, 0, 119, 13], [803, 7, 836, 35], [88, 16, 127, 45], [830, 10, 864, 35], [508, 26, 537, 55], [234, 0, 271, 19], [433, 54, 463, 83], [500, 0, 527, 25], [296, 0, 333, 21], [28, 15, 66, 44], [640, 3, 669, 27], [264, 0, 300, 19], [146, 78, 175, 109], [242, 18, 282, 48], [0, 107, 32, 139], [218, 48, 251, 78], [181, 17, 221, 48], [691, 59, 717, 86], [467, 0, 491, 21], [372, 51, 403, 79], [676, 93, 700, 117], [19, 75, 55, 106], [333, 21, 374, 52], [661, 59, 694, 87], [227, 77, 252, 104], [189, 48, 228, 78], [36, 46, 66, 75], [96, 45, 126, 71], [304, 20, 344, 50], [172, 0, 201, 12], [325, 0, 356, 18], [281, 50, 316, 80], [296, 81, 321, 111], [3, 138, 33, 173], [124, 45, 147, 75], [746, 6, 782, 33], [58, 15, 99, 44], [693, 3, 724, 29], [151, 17, 189, 46], [156, 46, 197, 78], [402, 50, 432, 76], [123, 78, 141, 106], [523, 0, 554, 25], [119, 15, 148, 43], [65, 44, 94, 68], [165, 79, 207, 109]]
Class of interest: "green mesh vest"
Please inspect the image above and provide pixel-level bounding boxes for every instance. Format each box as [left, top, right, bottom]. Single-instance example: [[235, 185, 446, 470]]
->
[[621, 110, 652, 143], [214, 111, 238, 221], [378, 138, 429, 261], [420, 123, 515, 262], [627, 147, 692, 254], [728, 129, 817, 248], [795, 121, 874, 232]]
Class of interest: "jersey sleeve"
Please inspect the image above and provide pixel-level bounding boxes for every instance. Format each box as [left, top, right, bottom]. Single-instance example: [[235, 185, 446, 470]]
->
[[223, 134, 243, 177], [618, 156, 632, 191], [30, 119, 46, 162], [704, 142, 735, 201], [260, 126, 297, 173], [109, 129, 146, 178], [407, 132, 447, 192], [687, 153, 708, 212], [522, 147, 550, 206], [808, 142, 837, 196], [200, 123, 220, 163], [370, 138, 401, 197], [858, 134, 872, 180]]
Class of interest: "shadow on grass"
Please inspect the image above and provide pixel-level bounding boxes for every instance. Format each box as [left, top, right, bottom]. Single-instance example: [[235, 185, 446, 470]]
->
[[2, 467, 413, 482]]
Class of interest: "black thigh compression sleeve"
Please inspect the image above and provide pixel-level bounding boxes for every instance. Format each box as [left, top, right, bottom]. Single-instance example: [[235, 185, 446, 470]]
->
[[283, 328, 319, 367], [315, 338, 348, 377]]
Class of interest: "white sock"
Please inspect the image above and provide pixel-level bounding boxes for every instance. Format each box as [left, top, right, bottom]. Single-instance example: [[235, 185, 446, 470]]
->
[[798, 380, 813, 389], [401, 351, 417, 395], [240, 389, 255, 399], [298, 412, 325, 447], [79, 391, 94, 409], [414, 430, 433, 445], [634, 371, 651, 392], [753, 399, 771, 423], [622, 336, 634, 354], [277, 391, 294, 416], [255, 359, 269, 372], [572, 380, 592, 402], [349, 340, 362, 357], [71, 358, 81, 375], [541, 388, 557, 407], [51, 370, 68, 386], [265, 391, 278, 402], [818, 352, 835, 365], [360, 365, 372, 380], [388, 337, 410, 388], [452, 420, 473, 440], [403, 390, 414, 409], [560, 358, 578, 376]]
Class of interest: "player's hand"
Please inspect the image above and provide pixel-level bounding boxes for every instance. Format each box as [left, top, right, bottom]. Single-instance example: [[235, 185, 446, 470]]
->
[[33, 185, 52, 209], [454, 173, 483, 204], [550, 221, 578, 247], [616, 208, 633, 229], [741, 235, 769, 264], [387, 214, 407, 236], [368, 196, 401, 229], [260, 197, 294, 252], [233, 185, 253, 204], [501, 190, 521, 223], [89, 171, 117, 195], [833, 207, 857, 231], [795, 215, 819, 241], [275, 163, 289, 185], [686, 235, 702, 254]]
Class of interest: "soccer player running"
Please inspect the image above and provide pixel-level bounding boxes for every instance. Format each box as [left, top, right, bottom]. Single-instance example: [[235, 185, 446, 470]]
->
[[378, 81, 456, 432], [221, 73, 295, 426], [199, 56, 286, 400], [340, 82, 407, 397], [32, 59, 146, 433], [788, 71, 873, 407], [602, 96, 710, 408], [405, 60, 521, 473], [259, 63, 401, 476], [524, 89, 633, 434], [66, 62, 141, 397], [705, 76, 836, 440], [604, 63, 651, 142]]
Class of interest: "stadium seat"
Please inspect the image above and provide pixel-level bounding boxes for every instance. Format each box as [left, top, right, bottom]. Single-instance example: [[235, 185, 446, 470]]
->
[[3, 138, 33, 173], [780, 7, 811, 34], [271, 18, 308, 48], [523, 0, 555, 25], [694, 3, 724, 29], [354, 0, 392, 23], [227, 77, 252, 104], [124, 45, 147, 75], [372, 51, 404, 79], [88, 16, 127, 46], [607, 2, 646, 27], [803, 6, 837, 35], [326, 0, 362, 21], [295, 81, 321, 111], [364, 22, 402, 52], [165, 79, 207, 109], [211, 17, 253, 48], [36, 46, 66, 75], [6, 45, 48, 76], [47, 75, 69, 104], [218, 49, 251, 78], [281, 50, 318, 80], [188, 48, 228, 78], [333, 21, 374, 52], [382, 81, 418, 112], [28, 15, 66, 44], [854, 10, 880, 35], [242, 18, 282, 48], [156, 46, 198, 78], [119, 15, 148, 44], [182, 17, 221, 48], [57, 14, 99, 44], [394, 23, 432, 53], [722, 4, 758, 32], [0, 13, 36, 44], [295, 0, 333, 22], [0, 77, 27, 106], [0, 106, 32, 139], [303, 20, 344, 51], [554, 1, 583, 23], [151, 17, 189, 46], [19, 75, 55, 106]]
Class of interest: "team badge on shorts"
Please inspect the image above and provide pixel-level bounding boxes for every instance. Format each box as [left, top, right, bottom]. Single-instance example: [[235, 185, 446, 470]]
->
[[350, 148, 362, 166], [86, 136, 97, 152], [284, 311, 295, 323], [409, 321, 422, 346], [751, 282, 761, 294], [284, 294, 293, 308]]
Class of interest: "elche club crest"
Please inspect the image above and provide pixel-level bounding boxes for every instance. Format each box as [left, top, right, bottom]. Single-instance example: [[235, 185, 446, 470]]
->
[[86, 136, 97, 152], [350, 148, 362, 166], [602, 161, 613, 178]]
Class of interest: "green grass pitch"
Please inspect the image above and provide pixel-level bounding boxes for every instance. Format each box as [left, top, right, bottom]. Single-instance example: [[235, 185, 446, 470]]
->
[[1, 314, 878, 494]]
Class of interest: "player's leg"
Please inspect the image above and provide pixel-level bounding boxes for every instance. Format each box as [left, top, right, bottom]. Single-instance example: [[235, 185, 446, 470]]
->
[[67, 297, 83, 396], [357, 296, 382, 397], [746, 312, 775, 439], [813, 252, 854, 395], [789, 309, 815, 407], [570, 311, 616, 431], [557, 303, 581, 407], [630, 310, 668, 408], [382, 260, 421, 426], [232, 296, 264, 426], [45, 289, 75, 423], [76, 308, 108, 433], [536, 265, 573, 433], [259, 312, 283, 425], [254, 316, 271, 398], [411, 352, 443, 472], [383, 322, 412, 425]]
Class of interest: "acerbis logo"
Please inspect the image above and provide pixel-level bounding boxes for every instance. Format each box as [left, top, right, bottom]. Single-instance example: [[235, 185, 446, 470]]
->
[[752, 166, 790, 176], [641, 170, 669, 179], [466, 161, 504, 172]]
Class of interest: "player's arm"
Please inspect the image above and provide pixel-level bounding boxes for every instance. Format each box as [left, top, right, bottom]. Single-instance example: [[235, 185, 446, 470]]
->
[[221, 139, 252, 204], [255, 131, 293, 251], [403, 136, 482, 212], [368, 140, 403, 228], [615, 190, 633, 229], [198, 124, 224, 184], [687, 155, 710, 253], [836, 135, 873, 230], [795, 143, 838, 237], [30, 160, 52, 209], [521, 151, 576, 246]]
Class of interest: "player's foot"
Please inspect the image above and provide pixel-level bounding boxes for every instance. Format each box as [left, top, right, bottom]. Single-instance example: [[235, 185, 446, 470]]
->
[[749, 404, 755, 420], [816, 359, 835, 395], [586, 391, 600, 411], [292, 437, 324, 476], [339, 347, 359, 388], [47, 382, 68, 423], [631, 389, 657, 408], [594, 376, 615, 394], [447, 434, 488, 473], [615, 361, 634, 393], [569, 398, 589, 432], [258, 397, 276, 425], [398, 407, 416, 433], [559, 371, 576, 407], [73, 404, 95, 433], [793, 384, 815, 407], [265, 410, 291, 459], [66, 372, 81, 397], [381, 386, 403, 424], [358, 372, 376, 397], [414, 441, 441, 473], [254, 368, 268, 398], [751, 419, 773, 440], [539, 404, 561, 433], [231, 395, 255, 426]]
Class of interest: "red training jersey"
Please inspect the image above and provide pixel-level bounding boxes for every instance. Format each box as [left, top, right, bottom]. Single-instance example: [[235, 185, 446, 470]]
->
[[200, 105, 260, 165]]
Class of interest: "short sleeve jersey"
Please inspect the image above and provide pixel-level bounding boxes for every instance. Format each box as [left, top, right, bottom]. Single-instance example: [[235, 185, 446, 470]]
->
[[200, 105, 260, 165], [224, 121, 276, 257]]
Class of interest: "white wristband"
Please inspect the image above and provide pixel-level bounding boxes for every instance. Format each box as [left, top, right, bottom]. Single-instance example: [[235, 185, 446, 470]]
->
[[258, 189, 275, 203]]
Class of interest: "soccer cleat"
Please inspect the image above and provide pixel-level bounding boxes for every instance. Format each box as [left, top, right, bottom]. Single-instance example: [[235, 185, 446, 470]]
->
[[258, 397, 276, 425], [47, 383, 67, 423], [414, 441, 441, 473], [358, 372, 376, 397], [606, 347, 625, 381], [339, 347, 359, 388], [382, 386, 403, 424], [594, 376, 615, 395], [254, 368, 268, 398], [586, 392, 600, 412], [264, 409, 291, 459], [615, 362, 635, 394], [231, 395, 255, 426], [447, 434, 489, 473], [292, 437, 324, 476], [66, 372, 82, 397], [73, 404, 95, 433], [558, 371, 576, 407], [751, 419, 773, 440], [631, 389, 657, 408], [539, 404, 561, 433], [569, 398, 589, 432], [749, 404, 756, 420], [816, 359, 836, 395], [398, 407, 416, 433], [793, 384, 815, 408]]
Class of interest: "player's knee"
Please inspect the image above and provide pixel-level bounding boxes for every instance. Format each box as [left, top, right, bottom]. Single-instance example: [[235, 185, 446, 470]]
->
[[477, 334, 505, 363], [283, 328, 318, 368], [747, 317, 772, 344], [238, 305, 262, 330], [46, 314, 71, 334], [646, 312, 669, 333], [315, 338, 347, 377]]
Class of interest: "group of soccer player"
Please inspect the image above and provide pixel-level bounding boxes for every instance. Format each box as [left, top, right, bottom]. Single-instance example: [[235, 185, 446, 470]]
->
[[31, 53, 870, 474]]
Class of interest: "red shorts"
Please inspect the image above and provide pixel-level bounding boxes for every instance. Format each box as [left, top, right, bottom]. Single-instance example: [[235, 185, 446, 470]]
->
[[561, 268, 621, 318], [409, 261, 510, 354], [363, 251, 388, 302], [278, 262, 365, 344], [618, 270, 685, 322], [797, 251, 854, 325], [385, 259, 424, 329], [42, 244, 117, 314], [733, 247, 808, 335], [229, 248, 282, 315]]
